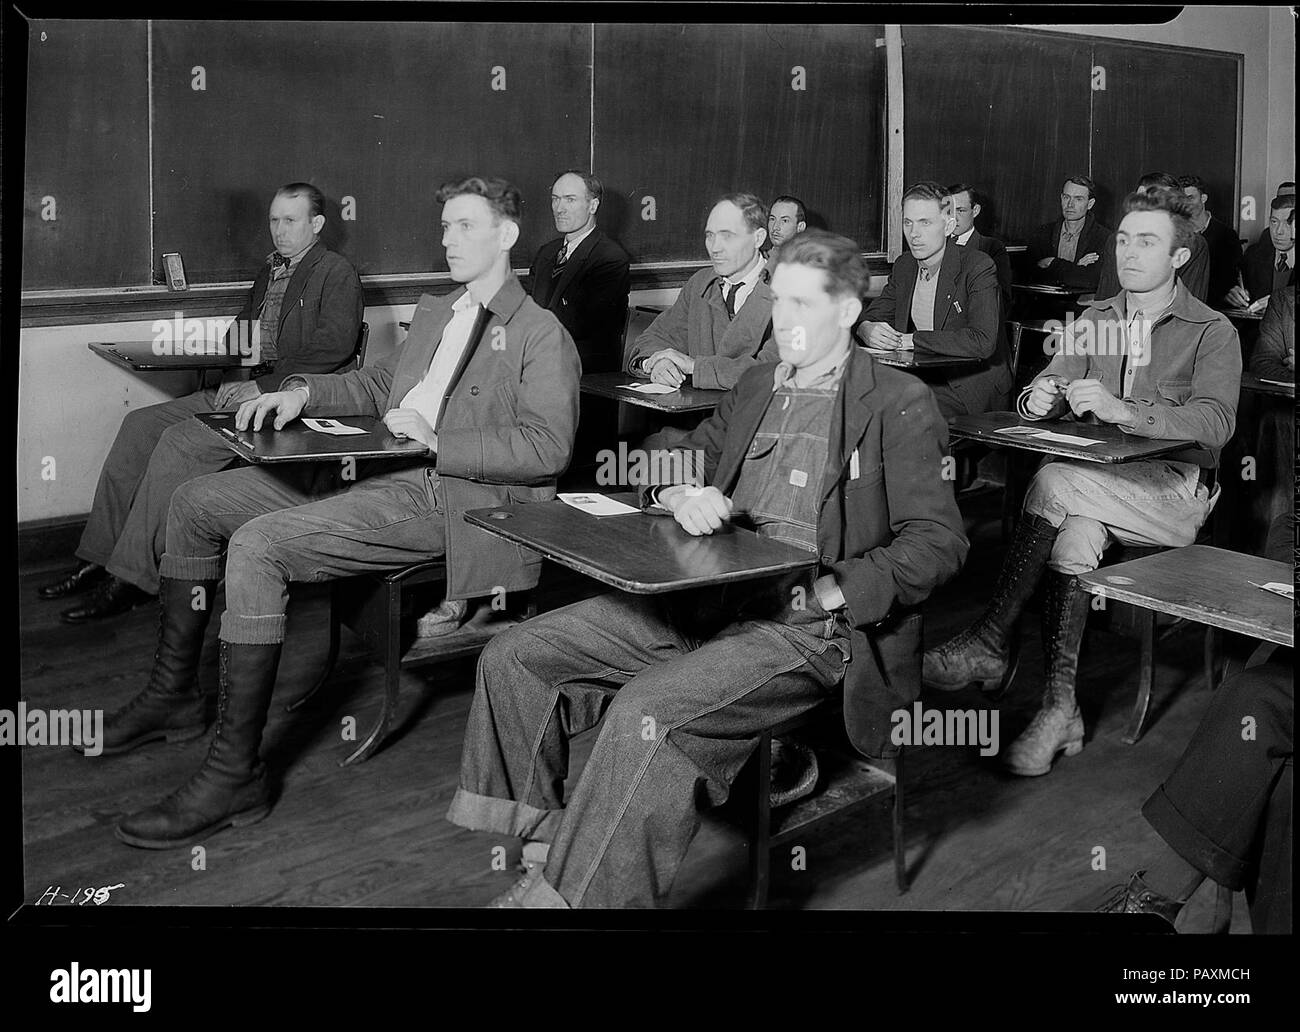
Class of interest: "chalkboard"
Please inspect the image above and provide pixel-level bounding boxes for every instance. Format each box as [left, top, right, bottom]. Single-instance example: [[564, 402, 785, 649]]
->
[[21, 20, 152, 290], [594, 23, 885, 261], [150, 21, 592, 281], [902, 26, 1093, 245]]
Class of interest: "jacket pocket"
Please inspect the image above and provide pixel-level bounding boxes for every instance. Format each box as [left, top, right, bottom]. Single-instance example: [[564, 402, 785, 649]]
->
[[1156, 378, 1193, 404]]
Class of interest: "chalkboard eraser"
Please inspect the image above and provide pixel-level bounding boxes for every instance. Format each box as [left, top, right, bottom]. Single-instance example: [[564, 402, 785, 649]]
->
[[162, 252, 188, 291]]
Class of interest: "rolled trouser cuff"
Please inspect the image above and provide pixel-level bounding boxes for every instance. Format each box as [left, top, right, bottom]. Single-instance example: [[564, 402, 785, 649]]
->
[[445, 787, 564, 842], [1142, 783, 1250, 890], [159, 553, 224, 581], [219, 612, 288, 645]]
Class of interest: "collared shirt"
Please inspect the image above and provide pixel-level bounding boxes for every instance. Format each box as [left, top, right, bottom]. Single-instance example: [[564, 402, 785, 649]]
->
[[720, 253, 766, 316], [258, 242, 313, 362], [910, 247, 944, 332], [560, 221, 596, 258], [399, 291, 482, 430], [1119, 281, 1179, 397], [1057, 219, 1084, 262], [954, 227, 976, 246], [1275, 247, 1295, 293]]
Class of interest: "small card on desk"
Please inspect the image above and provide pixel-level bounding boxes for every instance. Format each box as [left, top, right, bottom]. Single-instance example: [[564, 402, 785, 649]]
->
[[558, 493, 641, 517], [623, 382, 678, 395], [195, 412, 429, 463], [995, 425, 1101, 448], [302, 418, 369, 436]]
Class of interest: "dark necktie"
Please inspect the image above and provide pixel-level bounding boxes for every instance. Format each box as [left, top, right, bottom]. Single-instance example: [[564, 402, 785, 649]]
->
[[724, 281, 742, 319], [1278, 251, 1289, 272], [271, 253, 291, 271], [552, 242, 569, 277]]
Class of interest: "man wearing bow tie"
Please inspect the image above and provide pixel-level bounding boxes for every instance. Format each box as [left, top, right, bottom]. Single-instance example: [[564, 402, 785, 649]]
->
[[39, 183, 363, 622]]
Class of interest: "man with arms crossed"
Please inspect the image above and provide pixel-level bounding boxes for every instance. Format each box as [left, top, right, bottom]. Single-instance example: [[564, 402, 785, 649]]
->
[[447, 230, 967, 907], [1027, 175, 1110, 292]]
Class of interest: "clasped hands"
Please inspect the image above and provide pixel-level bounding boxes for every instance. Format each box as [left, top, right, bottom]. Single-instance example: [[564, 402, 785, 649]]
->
[[1025, 375, 1131, 424]]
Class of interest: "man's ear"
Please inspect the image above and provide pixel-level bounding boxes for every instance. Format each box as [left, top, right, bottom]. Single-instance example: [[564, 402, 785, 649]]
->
[[310, 214, 326, 236], [1086, 197, 1096, 213], [1170, 245, 1191, 271], [754, 226, 768, 252], [797, 220, 807, 233], [500, 218, 521, 251], [589, 197, 600, 218], [839, 294, 863, 328], [972, 203, 982, 222]]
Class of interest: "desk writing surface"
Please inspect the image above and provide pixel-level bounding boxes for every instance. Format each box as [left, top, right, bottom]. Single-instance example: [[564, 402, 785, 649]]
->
[[464, 497, 816, 594], [1078, 545, 1293, 648], [1012, 283, 1084, 297], [195, 412, 430, 464], [1220, 307, 1264, 322], [89, 341, 247, 372], [580, 373, 726, 413], [947, 411, 1195, 464], [1240, 373, 1295, 399], [860, 347, 983, 371]]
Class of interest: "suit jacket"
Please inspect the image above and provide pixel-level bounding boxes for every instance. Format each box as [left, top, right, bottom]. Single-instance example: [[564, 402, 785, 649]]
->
[[1027, 215, 1111, 291], [529, 228, 631, 373], [1095, 228, 1210, 302], [1250, 285, 1295, 382], [1201, 216, 1244, 306], [287, 272, 581, 600], [1241, 238, 1296, 302], [644, 348, 968, 758], [957, 227, 1013, 314], [860, 243, 1013, 415], [625, 264, 777, 390], [230, 240, 363, 391]]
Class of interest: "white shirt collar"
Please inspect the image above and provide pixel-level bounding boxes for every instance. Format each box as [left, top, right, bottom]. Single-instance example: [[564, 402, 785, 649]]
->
[[955, 227, 976, 246], [723, 253, 765, 289], [563, 222, 596, 253]]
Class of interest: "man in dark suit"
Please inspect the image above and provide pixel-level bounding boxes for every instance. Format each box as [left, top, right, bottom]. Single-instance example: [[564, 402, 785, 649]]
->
[[1094, 172, 1211, 302], [858, 180, 1012, 418], [1179, 174, 1243, 306], [1228, 193, 1295, 306], [39, 182, 363, 622], [98, 176, 581, 850], [1027, 175, 1111, 292], [949, 182, 1012, 313], [446, 230, 967, 907], [528, 170, 630, 374]]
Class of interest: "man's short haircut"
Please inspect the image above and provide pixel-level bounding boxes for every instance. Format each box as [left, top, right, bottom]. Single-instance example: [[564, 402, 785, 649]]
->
[[1277, 181, 1295, 194], [902, 180, 952, 213], [774, 229, 868, 300], [1122, 186, 1197, 252], [435, 176, 523, 223], [1064, 175, 1097, 200], [277, 182, 325, 219], [1137, 171, 1182, 191], [713, 192, 768, 234], [554, 169, 603, 204], [1270, 193, 1296, 220], [770, 194, 807, 223], [1178, 174, 1208, 195], [947, 182, 981, 207]]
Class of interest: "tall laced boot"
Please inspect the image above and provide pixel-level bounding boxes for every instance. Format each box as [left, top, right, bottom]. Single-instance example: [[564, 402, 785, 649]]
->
[[923, 512, 1058, 692], [115, 641, 279, 849], [78, 575, 217, 756], [1002, 569, 1088, 776]]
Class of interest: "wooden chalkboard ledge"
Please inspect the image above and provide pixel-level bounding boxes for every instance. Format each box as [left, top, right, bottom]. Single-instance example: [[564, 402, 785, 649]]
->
[[21, 255, 899, 328]]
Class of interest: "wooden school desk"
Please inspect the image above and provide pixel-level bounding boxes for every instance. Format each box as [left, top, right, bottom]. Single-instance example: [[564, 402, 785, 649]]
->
[[195, 412, 430, 463], [1241, 372, 1295, 399], [89, 340, 248, 372], [859, 347, 984, 372], [947, 411, 1195, 464], [580, 372, 727, 415]]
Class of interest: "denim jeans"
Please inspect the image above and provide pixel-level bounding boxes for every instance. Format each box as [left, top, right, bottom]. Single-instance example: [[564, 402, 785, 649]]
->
[[446, 587, 850, 908], [160, 462, 444, 644], [1022, 458, 1214, 574]]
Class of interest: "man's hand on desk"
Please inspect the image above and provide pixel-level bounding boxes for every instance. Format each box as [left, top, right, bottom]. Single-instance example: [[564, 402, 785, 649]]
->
[[237, 388, 307, 431], [383, 408, 438, 451], [659, 484, 733, 536], [214, 379, 261, 410], [1077, 251, 1100, 267], [1036, 257, 1055, 270], [1064, 379, 1132, 425], [864, 322, 910, 350], [1224, 285, 1251, 309], [647, 349, 693, 388]]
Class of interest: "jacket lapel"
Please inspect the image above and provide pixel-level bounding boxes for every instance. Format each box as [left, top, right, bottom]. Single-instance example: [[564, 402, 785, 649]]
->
[[551, 228, 602, 303], [387, 292, 459, 409], [934, 246, 960, 331], [822, 348, 877, 502], [894, 255, 918, 331], [277, 240, 325, 333]]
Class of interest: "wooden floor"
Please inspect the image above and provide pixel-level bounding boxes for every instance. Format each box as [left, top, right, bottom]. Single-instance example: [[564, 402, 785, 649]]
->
[[17, 495, 1255, 927]]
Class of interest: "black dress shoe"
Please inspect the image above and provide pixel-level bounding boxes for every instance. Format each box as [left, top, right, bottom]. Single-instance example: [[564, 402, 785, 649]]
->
[[38, 561, 107, 600], [59, 577, 152, 624]]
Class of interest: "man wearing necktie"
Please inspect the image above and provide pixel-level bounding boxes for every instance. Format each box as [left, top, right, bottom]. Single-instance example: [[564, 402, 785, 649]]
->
[[40, 183, 363, 622], [1228, 192, 1295, 306], [96, 177, 580, 850], [624, 192, 777, 392], [925, 187, 1241, 778]]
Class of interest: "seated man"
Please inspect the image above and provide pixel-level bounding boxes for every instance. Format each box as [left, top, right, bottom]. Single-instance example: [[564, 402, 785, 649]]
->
[[529, 170, 630, 374], [765, 194, 808, 274], [1227, 193, 1295, 307], [40, 182, 363, 622], [91, 177, 580, 850], [858, 180, 1012, 418], [1026, 175, 1110, 292], [949, 182, 1012, 314], [1095, 172, 1211, 302], [446, 230, 968, 908], [1098, 511, 1292, 934], [1250, 282, 1295, 380], [1178, 174, 1242, 306], [924, 186, 1240, 776], [625, 192, 775, 392]]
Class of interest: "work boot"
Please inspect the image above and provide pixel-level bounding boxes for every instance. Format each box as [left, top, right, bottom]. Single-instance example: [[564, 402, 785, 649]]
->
[[1096, 871, 1183, 929], [59, 575, 151, 623], [488, 841, 551, 908], [78, 576, 217, 756], [1002, 569, 1089, 776], [115, 640, 279, 849], [39, 560, 107, 600], [923, 512, 1057, 692]]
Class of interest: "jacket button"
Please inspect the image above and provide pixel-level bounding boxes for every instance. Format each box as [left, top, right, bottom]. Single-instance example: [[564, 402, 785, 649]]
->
[[1146, 415, 1154, 424], [470, 386, 480, 396], [820, 554, 834, 565]]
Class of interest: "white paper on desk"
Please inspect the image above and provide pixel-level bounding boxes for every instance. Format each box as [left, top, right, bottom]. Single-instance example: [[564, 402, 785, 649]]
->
[[863, 346, 913, 356], [993, 425, 1101, 447], [623, 381, 677, 395], [302, 418, 369, 436], [558, 492, 641, 517], [1259, 378, 1292, 387], [1259, 582, 1294, 600]]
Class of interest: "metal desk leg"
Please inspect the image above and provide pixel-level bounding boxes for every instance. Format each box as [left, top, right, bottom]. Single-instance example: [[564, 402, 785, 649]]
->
[[1123, 609, 1157, 745]]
